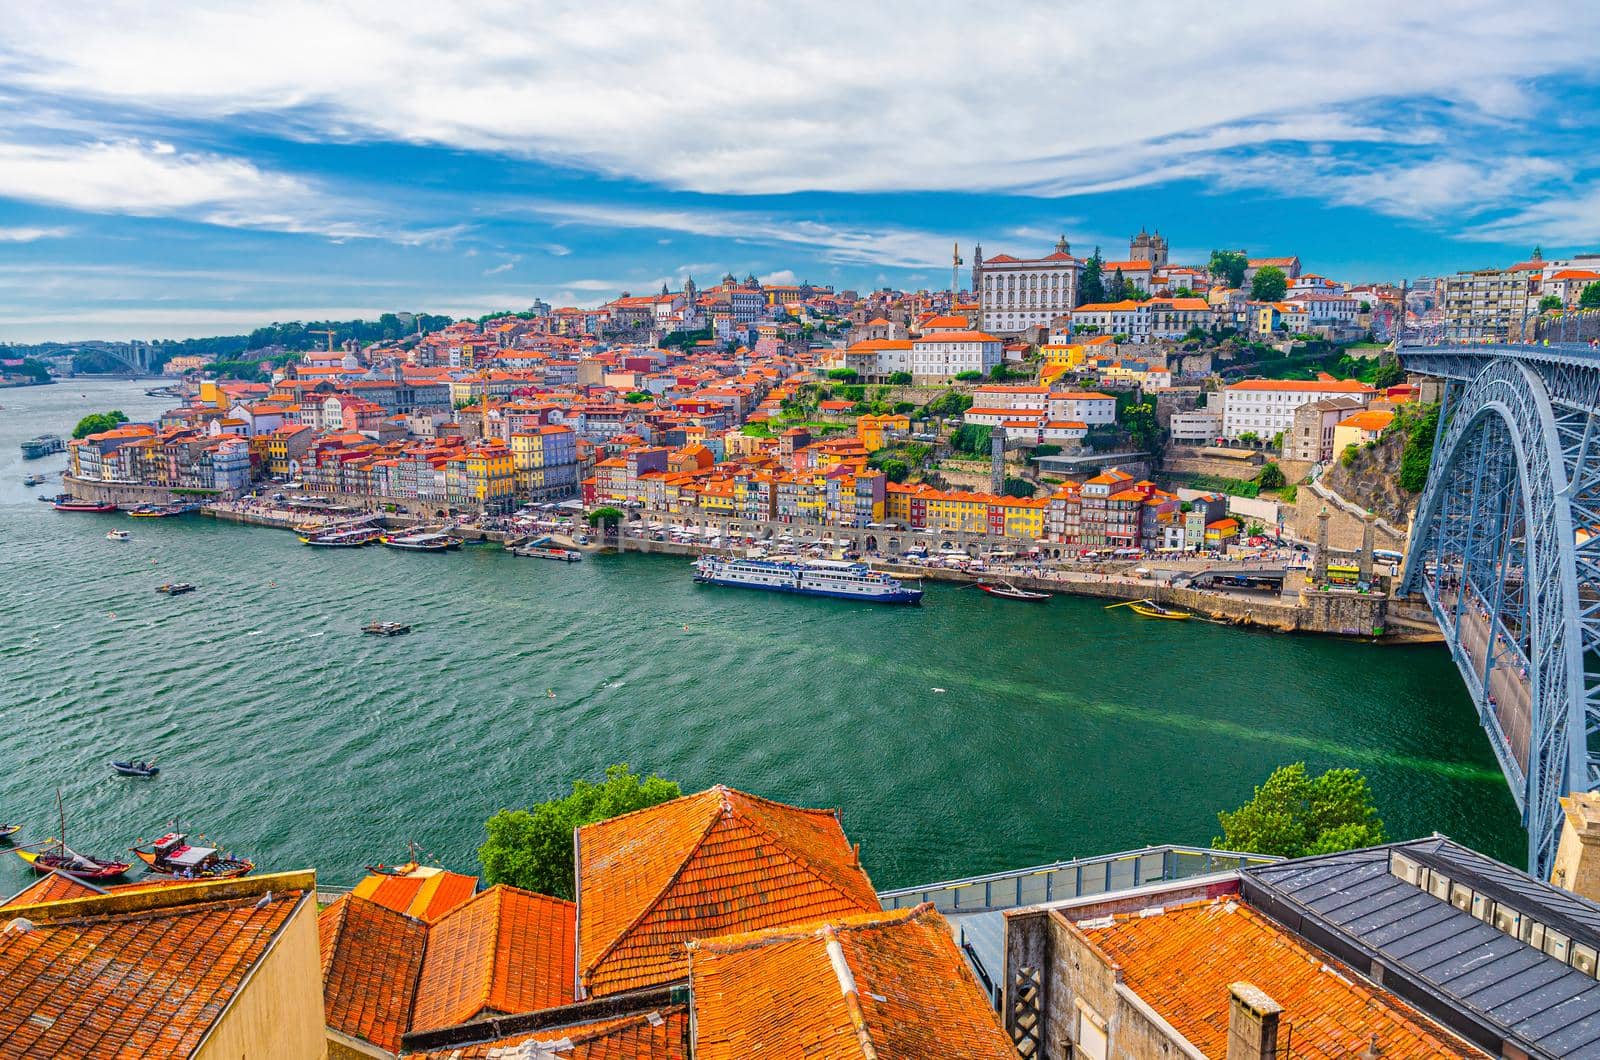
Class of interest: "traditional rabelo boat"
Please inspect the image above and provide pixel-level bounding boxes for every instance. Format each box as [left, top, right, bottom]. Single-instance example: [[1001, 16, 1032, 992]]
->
[[1127, 599, 1193, 620], [18, 845, 131, 881], [130, 832, 254, 879], [978, 582, 1052, 602]]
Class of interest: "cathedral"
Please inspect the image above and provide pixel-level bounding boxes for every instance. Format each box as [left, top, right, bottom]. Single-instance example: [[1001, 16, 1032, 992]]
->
[[1129, 226, 1169, 268]]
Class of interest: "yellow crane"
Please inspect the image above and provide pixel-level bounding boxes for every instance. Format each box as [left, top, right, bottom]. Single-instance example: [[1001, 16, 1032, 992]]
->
[[306, 328, 338, 354]]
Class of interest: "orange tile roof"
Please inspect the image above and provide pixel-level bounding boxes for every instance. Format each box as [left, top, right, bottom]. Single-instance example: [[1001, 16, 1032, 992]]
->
[[409, 1006, 690, 1059], [1078, 899, 1482, 1058], [689, 905, 1015, 1059], [0, 883, 306, 1057], [319, 895, 428, 1052], [1226, 378, 1373, 393], [1, 875, 191, 908], [411, 885, 576, 1031], [350, 865, 480, 923], [576, 786, 879, 997]]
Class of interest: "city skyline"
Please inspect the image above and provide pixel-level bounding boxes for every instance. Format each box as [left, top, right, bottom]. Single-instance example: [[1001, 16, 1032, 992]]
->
[[3, 1, 1600, 341]]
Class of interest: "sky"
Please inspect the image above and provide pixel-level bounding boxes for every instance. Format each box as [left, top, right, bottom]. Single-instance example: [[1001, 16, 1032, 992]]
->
[[2, 1, 1600, 343]]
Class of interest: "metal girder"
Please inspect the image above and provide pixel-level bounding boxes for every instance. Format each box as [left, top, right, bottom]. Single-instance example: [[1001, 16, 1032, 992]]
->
[[1400, 343, 1600, 876]]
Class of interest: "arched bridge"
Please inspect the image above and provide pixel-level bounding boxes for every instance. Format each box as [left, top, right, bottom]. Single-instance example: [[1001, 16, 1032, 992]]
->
[[1401, 341, 1600, 876]]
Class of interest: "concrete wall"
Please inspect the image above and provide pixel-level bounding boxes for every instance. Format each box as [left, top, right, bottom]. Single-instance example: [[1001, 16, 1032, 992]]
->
[[195, 893, 327, 1060]]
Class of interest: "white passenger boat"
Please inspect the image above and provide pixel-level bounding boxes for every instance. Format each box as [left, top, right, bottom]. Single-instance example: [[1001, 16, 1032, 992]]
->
[[693, 556, 922, 605]]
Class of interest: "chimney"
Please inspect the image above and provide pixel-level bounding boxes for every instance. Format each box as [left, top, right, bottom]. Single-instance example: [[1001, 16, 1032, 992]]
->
[[1226, 982, 1281, 1060], [1550, 791, 1600, 900]]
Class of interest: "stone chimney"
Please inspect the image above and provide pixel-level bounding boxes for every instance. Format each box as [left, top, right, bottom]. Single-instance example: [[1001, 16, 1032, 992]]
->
[[1550, 791, 1600, 900], [1312, 506, 1331, 584], [1227, 982, 1281, 1060]]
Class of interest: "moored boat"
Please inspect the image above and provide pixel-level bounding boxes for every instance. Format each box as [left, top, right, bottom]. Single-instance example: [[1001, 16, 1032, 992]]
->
[[0, 824, 21, 842], [978, 582, 1052, 602], [513, 544, 583, 562], [694, 555, 922, 605], [21, 434, 65, 459], [54, 497, 118, 512], [1128, 599, 1193, 620], [18, 846, 132, 881], [381, 531, 460, 552], [299, 526, 381, 547], [130, 832, 253, 879]]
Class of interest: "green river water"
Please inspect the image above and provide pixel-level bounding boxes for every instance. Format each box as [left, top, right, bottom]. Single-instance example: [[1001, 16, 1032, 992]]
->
[[0, 379, 1525, 891]]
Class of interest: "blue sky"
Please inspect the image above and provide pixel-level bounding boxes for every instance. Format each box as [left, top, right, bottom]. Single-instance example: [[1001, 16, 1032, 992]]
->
[[2, 1, 1599, 342]]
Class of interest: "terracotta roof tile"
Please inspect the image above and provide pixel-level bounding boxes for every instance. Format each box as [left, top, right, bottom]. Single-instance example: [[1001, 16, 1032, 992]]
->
[[0, 886, 305, 1058], [350, 866, 479, 923], [1078, 898, 1483, 1058], [319, 895, 428, 1052], [689, 904, 1014, 1059], [409, 1006, 690, 1059], [411, 885, 576, 1031], [577, 786, 879, 997]]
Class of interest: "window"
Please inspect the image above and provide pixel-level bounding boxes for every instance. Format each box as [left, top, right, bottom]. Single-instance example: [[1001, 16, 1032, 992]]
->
[[1075, 1002, 1108, 1060]]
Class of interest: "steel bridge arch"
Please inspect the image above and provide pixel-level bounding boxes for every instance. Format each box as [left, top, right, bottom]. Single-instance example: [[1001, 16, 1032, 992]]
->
[[1403, 357, 1594, 875]]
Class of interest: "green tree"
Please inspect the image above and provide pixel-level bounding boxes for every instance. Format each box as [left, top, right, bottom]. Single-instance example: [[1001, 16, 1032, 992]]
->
[[949, 423, 992, 455], [1370, 359, 1405, 390], [1120, 401, 1158, 450], [954, 370, 984, 382], [877, 458, 910, 482], [1580, 282, 1600, 309], [1002, 477, 1036, 498], [1538, 295, 1564, 313], [586, 506, 625, 529], [72, 410, 129, 438], [1398, 402, 1440, 493], [1255, 462, 1286, 490], [1215, 762, 1386, 858], [1250, 265, 1289, 302], [1106, 268, 1129, 302], [479, 764, 681, 898], [623, 391, 651, 403], [826, 368, 860, 383], [888, 371, 913, 386], [1078, 248, 1107, 306], [1208, 249, 1249, 289]]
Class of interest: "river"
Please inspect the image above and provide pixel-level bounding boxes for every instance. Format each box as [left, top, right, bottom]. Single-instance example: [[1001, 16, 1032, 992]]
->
[[0, 379, 1525, 891]]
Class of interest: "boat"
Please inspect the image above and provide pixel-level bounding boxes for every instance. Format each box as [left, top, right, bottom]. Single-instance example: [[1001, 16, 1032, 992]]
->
[[362, 621, 412, 636], [106, 529, 132, 541], [156, 582, 197, 595], [111, 760, 160, 778], [130, 832, 254, 880], [0, 824, 21, 842], [20, 434, 65, 459], [54, 497, 118, 512], [299, 526, 382, 547], [128, 504, 192, 518], [1128, 599, 1193, 620], [18, 846, 132, 881], [381, 531, 461, 552], [514, 544, 583, 562], [978, 582, 1052, 602], [693, 555, 923, 605], [22, 474, 45, 487]]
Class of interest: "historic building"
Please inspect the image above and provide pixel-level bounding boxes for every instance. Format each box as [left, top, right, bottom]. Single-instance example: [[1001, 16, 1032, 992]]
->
[[973, 236, 1082, 335], [1128, 225, 1169, 267]]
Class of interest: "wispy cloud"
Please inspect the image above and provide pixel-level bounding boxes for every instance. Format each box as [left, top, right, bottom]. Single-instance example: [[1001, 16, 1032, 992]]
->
[[0, 225, 71, 242]]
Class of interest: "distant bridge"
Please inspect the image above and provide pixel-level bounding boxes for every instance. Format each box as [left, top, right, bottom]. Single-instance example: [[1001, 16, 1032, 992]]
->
[[1401, 341, 1600, 876], [34, 342, 154, 374]]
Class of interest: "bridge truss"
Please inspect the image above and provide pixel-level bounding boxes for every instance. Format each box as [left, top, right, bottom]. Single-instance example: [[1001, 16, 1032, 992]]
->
[[1401, 343, 1600, 875]]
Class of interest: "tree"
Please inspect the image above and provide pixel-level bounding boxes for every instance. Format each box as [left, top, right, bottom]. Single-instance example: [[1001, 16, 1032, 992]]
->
[[1538, 295, 1564, 313], [623, 391, 651, 403], [1238, 431, 1260, 447], [888, 371, 913, 386], [1214, 762, 1386, 858], [1580, 282, 1600, 309], [877, 458, 910, 482], [1002, 477, 1036, 498], [1370, 358, 1405, 390], [586, 506, 625, 529], [479, 764, 681, 898], [1208, 249, 1248, 289], [1120, 401, 1158, 450], [1340, 443, 1360, 468], [1255, 462, 1286, 490], [1106, 268, 1129, 303], [826, 368, 860, 383], [1078, 248, 1107, 306], [1250, 265, 1288, 302], [1398, 402, 1439, 493], [954, 370, 984, 382], [72, 410, 128, 438], [949, 423, 992, 455]]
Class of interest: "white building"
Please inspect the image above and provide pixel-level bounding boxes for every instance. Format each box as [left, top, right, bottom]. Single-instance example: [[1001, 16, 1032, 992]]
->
[[911, 329, 1002, 382], [1221, 378, 1374, 440], [1048, 391, 1118, 426], [973, 237, 1082, 335], [1170, 408, 1223, 444], [1071, 301, 1149, 343]]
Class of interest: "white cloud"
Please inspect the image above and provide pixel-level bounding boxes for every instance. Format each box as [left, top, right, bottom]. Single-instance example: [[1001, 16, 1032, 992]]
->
[[1461, 184, 1600, 244], [482, 261, 515, 275], [0, 225, 70, 242], [539, 242, 571, 256], [5, 2, 1596, 199], [760, 269, 797, 285], [527, 200, 951, 268]]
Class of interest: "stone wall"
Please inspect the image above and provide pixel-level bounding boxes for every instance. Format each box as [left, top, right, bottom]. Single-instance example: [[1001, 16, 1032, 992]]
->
[[1299, 589, 1388, 637], [60, 475, 215, 506], [1292, 488, 1406, 553], [1161, 448, 1264, 480]]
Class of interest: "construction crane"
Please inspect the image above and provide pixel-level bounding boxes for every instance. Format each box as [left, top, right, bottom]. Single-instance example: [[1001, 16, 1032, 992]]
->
[[306, 328, 338, 354]]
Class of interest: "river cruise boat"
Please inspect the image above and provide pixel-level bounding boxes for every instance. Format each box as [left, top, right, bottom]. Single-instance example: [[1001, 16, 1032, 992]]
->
[[20, 434, 65, 459], [54, 497, 117, 512], [130, 832, 254, 879], [693, 556, 922, 605], [299, 526, 381, 547], [381, 531, 461, 552]]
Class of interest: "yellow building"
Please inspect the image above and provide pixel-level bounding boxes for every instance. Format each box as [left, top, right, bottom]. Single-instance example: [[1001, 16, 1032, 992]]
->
[[198, 379, 233, 411], [996, 496, 1047, 539], [856, 413, 911, 452], [1039, 343, 1088, 369], [449, 445, 517, 508], [1332, 409, 1395, 456]]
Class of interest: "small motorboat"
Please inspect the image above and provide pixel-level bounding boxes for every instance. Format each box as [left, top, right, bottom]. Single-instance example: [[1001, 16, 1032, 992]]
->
[[130, 832, 253, 879], [22, 474, 45, 487], [0, 824, 21, 842], [362, 621, 412, 636], [1128, 599, 1193, 620], [978, 582, 1052, 602], [156, 582, 197, 595], [111, 760, 160, 778], [105, 529, 132, 541], [18, 845, 132, 881]]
